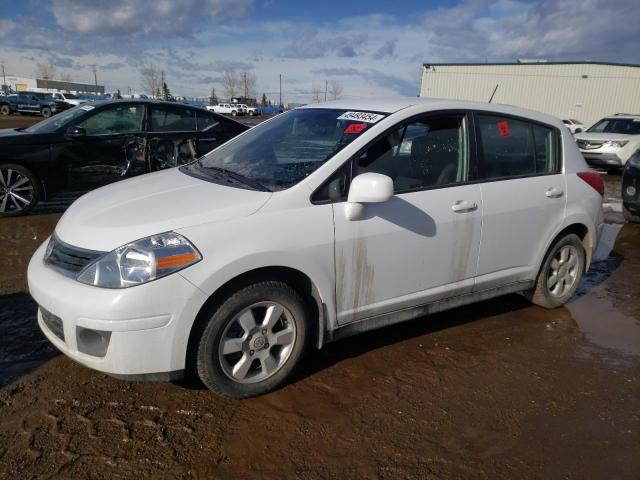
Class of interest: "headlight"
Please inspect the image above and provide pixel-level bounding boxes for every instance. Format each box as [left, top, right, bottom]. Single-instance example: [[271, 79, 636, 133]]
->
[[607, 140, 629, 148], [76, 232, 201, 288]]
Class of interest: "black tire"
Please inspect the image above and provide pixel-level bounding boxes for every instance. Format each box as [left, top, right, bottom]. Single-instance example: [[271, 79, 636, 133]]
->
[[195, 280, 310, 399], [624, 206, 640, 223], [0, 163, 41, 217], [231, 110, 237, 116], [40, 106, 52, 118], [0, 104, 10, 116], [526, 234, 586, 309]]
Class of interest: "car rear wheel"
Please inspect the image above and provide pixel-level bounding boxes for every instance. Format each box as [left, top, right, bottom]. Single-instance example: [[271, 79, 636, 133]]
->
[[0, 163, 41, 217], [526, 234, 585, 309], [0, 104, 10, 116], [40, 107, 52, 118], [231, 110, 237, 116], [624, 206, 640, 223], [195, 280, 310, 399]]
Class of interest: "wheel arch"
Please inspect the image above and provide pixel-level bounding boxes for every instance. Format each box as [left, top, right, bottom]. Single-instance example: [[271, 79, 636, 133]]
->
[[542, 222, 593, 271], [185, 265, 327, 375]]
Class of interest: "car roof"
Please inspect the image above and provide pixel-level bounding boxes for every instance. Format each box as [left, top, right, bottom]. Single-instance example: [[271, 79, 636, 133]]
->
[[301, 97, 562, 126]]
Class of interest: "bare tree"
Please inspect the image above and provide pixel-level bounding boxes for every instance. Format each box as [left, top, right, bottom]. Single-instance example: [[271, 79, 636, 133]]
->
[[222, 69, 239, 100], [59, 72, 72, 83], [328, 80, 344, 100], [35, 62, 56, 80], [311, 84, 323, 103], [140, 62, 162, 98]]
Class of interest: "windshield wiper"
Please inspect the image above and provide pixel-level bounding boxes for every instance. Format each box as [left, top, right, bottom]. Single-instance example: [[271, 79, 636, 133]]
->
[[198, 165, 271, 192]]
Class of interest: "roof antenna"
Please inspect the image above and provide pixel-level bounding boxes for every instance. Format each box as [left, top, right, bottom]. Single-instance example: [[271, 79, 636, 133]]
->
[[488, 84, 499, 103]]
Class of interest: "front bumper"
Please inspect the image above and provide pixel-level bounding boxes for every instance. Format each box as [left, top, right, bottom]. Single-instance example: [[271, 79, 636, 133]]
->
[[580, 151, 624, 167], [28, 241, 208, 377]]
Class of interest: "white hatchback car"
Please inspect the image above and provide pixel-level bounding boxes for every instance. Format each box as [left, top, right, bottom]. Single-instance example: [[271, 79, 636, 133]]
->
[[28, 98, 604, 398]]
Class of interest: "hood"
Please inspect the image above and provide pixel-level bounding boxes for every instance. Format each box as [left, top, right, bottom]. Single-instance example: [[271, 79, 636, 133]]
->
[[574, 132, 635, 141], [0, 128, 27, 139], [55, 168, 272, 251]]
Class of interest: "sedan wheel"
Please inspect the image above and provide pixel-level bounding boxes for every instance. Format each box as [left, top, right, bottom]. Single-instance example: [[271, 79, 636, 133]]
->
[[195, 280, 309, 399], [0, 165, 38, 216], [526, 233, 585, 308], [219, 301, 297, 384], [0, 105, 10, 116], [547, 245, 579, 297]]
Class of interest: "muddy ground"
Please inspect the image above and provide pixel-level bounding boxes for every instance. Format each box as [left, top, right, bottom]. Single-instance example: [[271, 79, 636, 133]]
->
[[1, 115, 639, 479]]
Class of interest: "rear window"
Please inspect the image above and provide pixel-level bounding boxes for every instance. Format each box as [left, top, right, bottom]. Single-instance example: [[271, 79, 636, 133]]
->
[[150, 106, 197, 132]]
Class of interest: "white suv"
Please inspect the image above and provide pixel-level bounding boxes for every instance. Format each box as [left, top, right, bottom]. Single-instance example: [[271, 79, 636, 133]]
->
[[574, 114, 640, 169], [28, 99, 604, 398]]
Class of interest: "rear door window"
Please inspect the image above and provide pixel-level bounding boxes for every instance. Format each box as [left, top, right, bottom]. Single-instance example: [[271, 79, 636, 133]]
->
[[476, 114, 556, 180], [150, 105, 197, 132]]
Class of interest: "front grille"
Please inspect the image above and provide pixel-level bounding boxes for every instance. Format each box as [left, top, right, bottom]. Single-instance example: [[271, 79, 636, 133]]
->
[[44, 235, 104, 277], [577, 139, 605, 150], [40, 307, 65, 342]]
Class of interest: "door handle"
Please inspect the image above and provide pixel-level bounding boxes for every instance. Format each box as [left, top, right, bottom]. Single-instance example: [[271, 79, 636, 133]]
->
[[545, 187, 564, 198], [451, 200, 478, 213]]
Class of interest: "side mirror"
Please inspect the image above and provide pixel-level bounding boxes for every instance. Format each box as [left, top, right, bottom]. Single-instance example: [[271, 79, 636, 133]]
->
[[66, 125, 86, 138], [345, 173, 394, 221]]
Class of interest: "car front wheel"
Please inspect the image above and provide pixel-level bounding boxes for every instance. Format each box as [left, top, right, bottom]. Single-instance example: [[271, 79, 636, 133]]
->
[[0, 163, 40, 216], [195, 280, 310, 399], [41, 107, 52, 118], [0, 104, 10, 116], [526, 233, 585, 308]]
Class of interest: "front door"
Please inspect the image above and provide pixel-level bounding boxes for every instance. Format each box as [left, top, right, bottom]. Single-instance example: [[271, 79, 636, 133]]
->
[[60, 103, 146, 191], [332, 113, 482, 324]]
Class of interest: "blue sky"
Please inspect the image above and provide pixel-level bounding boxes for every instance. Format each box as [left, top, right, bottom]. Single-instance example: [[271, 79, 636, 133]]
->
[[1, 0, 639, 102]]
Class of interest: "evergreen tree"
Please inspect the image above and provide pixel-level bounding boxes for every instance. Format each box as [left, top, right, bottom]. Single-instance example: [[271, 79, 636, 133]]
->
[[162, 82, 172, 101], [209, 87, 219, 105], [260, 92, 268, 107]]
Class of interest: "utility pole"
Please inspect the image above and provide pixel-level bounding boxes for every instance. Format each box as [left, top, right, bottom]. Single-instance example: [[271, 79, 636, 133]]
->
[[1, 62, 6, 91], [324, 79, 327, 102], [279, 74, 282, 107], [243, 72, 248, 98], [92, 67, 98, 95]]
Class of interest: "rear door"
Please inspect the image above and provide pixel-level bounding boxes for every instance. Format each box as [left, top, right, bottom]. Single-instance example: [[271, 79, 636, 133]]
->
[[473, 112, 565, 290]]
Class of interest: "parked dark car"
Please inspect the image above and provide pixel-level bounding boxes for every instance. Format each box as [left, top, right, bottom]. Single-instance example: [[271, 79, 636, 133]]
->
[[0, 100, 249, 216], [0, 91, 71, 118], [622, 151, 640, 223]]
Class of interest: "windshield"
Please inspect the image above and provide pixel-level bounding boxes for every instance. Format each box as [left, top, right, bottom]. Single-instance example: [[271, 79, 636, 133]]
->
[[64, 93, 78, 99], [587, 118, 640, 135], [24, 105, 93, 134], [187, 108, 387, 191]]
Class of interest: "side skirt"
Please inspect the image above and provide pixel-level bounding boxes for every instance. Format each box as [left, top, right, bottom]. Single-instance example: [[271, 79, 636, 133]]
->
[[325, 280, 534, 344]]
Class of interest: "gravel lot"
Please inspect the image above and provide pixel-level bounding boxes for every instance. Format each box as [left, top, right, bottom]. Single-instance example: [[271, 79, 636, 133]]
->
[[1, 114, 639, 479]]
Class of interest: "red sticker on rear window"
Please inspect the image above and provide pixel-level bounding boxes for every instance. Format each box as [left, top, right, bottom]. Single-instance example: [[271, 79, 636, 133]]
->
[[497, 121, 511, 138], [344, 123, 367, 134]]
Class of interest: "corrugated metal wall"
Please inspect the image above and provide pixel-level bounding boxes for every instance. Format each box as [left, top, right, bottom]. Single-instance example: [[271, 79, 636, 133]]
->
[[420, 63, 640, 127]]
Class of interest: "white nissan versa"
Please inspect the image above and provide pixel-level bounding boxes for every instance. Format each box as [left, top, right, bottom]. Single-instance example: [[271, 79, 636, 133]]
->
[[28, 98, 604, 399]]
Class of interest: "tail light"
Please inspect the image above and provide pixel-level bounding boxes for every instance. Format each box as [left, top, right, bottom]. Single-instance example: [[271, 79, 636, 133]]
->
[[577, 171, 604, 196]]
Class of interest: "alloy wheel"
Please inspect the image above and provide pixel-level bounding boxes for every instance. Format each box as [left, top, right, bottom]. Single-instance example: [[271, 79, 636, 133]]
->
[[547, 245, 579, 297], [0, 168, 35, 214], [218, 301, 297, 384]]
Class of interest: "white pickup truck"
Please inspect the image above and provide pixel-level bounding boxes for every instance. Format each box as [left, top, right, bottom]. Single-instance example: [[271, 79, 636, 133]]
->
[[51, 92, 86, 107], [206, 103, 245, 116]]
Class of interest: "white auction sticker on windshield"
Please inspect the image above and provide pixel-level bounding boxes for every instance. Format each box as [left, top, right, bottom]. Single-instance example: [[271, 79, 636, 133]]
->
[[337, 111, 385, 123], [80, 105, 95, 111]]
